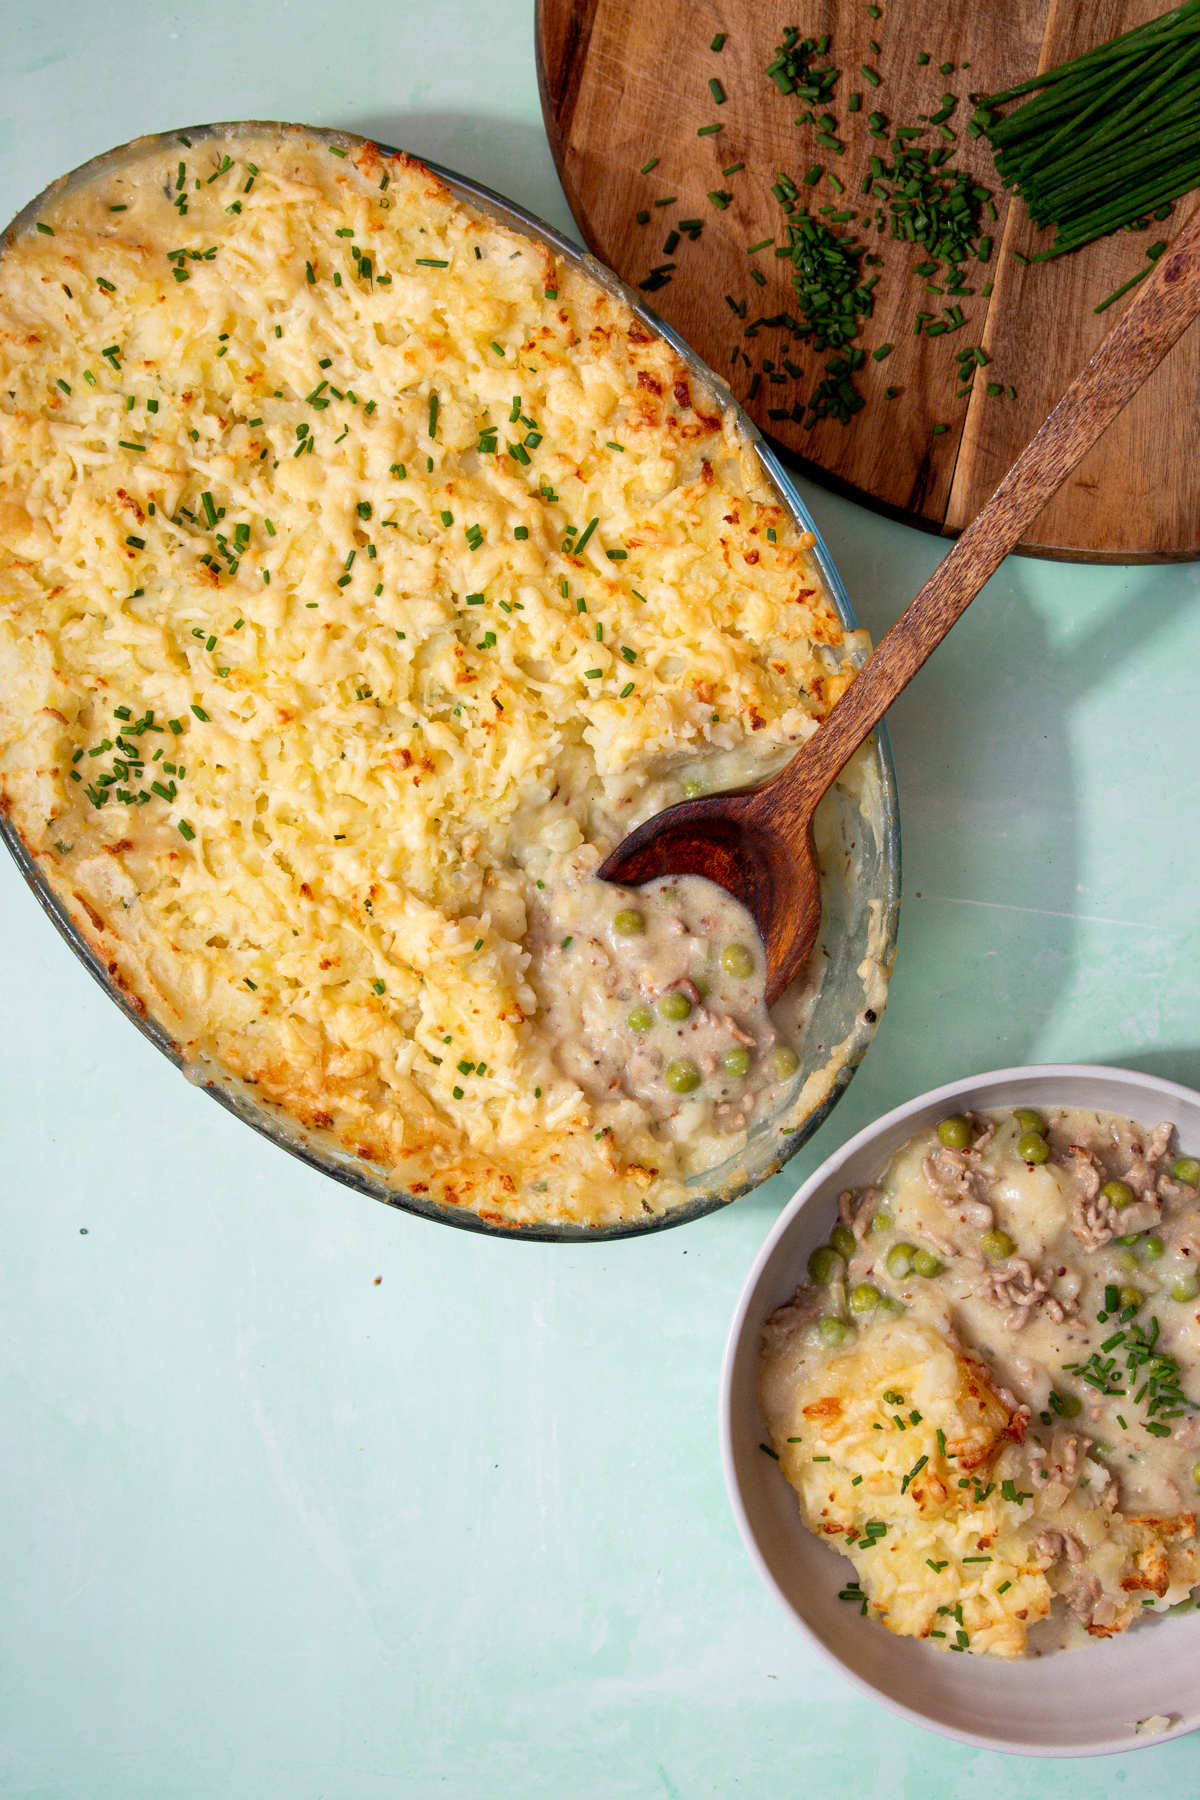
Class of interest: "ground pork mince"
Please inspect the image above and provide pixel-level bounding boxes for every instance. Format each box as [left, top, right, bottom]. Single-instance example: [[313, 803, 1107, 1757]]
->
[[0, 125, 876, 1227], [759, 1105, 1200, 1656]]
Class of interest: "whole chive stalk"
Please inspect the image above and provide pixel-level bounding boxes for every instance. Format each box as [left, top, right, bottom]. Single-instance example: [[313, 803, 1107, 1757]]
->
[[978, 4, 1200, 260]]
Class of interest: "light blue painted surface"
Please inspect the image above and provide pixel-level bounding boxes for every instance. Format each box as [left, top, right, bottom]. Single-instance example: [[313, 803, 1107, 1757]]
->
[[2, 5, 1200, 1794]]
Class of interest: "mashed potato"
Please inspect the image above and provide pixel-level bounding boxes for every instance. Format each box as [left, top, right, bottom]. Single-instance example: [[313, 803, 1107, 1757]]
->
[[0, 125, 870, 1227]]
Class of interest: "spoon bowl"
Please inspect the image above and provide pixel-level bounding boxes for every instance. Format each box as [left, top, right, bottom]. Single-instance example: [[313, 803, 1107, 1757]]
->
[[598, 785, 821, 1007]]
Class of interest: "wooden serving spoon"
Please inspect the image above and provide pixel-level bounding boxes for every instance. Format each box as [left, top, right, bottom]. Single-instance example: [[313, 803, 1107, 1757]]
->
[[599, 200, 1200, 1004]]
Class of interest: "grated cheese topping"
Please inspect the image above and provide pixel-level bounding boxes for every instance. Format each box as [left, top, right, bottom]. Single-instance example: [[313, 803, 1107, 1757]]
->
[[0, 125, 865, 1227]]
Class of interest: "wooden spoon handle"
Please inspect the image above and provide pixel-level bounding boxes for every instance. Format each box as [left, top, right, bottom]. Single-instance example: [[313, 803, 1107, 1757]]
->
[[763, 197, 1200, 824]]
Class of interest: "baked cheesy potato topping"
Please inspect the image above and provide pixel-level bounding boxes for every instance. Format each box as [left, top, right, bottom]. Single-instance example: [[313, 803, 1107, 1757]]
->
[[0, 126, 864, 1226]]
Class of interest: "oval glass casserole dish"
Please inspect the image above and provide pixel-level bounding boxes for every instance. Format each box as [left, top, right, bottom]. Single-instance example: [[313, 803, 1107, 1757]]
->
[[0, 122, 898, 1236]]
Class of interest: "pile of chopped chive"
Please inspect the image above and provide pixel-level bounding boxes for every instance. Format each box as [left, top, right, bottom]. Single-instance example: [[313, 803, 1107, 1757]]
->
[[765, 26, 839, 106], [973, 0, 1200, 260], [778, 210, 876, 351], [803, 349, 868, 428], [862, 144, 994, 282]]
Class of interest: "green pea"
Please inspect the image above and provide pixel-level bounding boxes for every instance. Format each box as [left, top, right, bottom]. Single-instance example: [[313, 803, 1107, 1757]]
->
[[870, 1208, 894, 1236], [693, 976, 711, 999], [1017, 1131, 1050, 1164], [808, 1245, 846, 1285], [1118, 1287, 1143, 1311], [1114, 1250, 1138, 1273], [1174, 1157, 1200, 1187], [981, 1228, 1015, 1261], [1116, 1231, 1142, 1246], [771, 1045, 800, 1081], [722, 1046, 751, 1079], [1102, 1179, 1135, 1209], [1172, 1271, 1200, 1303], [1013, 1108, 1044, 1132], [818, 1316, 851, 1348], [1139, 1236, 1166, 1262], [1052, 1392, 1082, 1419], [659, 991, 692, 1021], [627, 1004, 653, 1034], [850, 1283, 880, 1314], [613, 909, 644, 936], [937, 1115, 972, 1149], [663, 1058, 700, 1094], [886, 1242, 915, 1279], [911, 1248, 943, 1280], [721, 943, 755, 979], [831, 1223, 857, 1259], [682, 779, 704, 798], [1193, 1463, 1200, 1491]]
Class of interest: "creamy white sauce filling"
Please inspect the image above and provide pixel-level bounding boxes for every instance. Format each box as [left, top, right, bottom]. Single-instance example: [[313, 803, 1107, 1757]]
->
[[527, 867, 803, 1174], [760, 1104, 1200, 1656]]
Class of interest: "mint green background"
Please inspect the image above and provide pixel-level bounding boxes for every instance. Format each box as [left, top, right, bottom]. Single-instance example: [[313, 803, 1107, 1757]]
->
[[3, 4, 1200, 1794]]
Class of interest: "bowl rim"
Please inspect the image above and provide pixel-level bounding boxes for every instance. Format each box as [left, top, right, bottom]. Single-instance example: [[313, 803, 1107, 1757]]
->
[[719, 1060, 1200, 1756], [0, 118, 900, 1241]]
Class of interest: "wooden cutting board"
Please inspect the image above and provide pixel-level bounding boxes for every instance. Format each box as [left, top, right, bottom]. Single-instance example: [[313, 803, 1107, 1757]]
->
[[537, 0, 1200, 562]]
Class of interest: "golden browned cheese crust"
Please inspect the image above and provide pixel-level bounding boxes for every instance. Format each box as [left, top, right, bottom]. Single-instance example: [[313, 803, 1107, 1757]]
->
[[0, 126, 859, 1226]]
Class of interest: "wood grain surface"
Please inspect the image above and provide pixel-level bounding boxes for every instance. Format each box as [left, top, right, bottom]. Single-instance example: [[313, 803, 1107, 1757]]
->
[[537, 0, 1200, 561]]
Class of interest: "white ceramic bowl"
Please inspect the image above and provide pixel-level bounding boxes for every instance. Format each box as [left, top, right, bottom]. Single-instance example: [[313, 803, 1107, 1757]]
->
[[720, 1063, 1200, 1757]]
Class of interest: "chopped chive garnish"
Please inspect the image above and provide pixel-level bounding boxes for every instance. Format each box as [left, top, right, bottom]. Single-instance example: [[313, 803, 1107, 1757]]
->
[[697, 123, 723, 136], [711, 32, 726, 50], [640, 158, 660, 174]]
